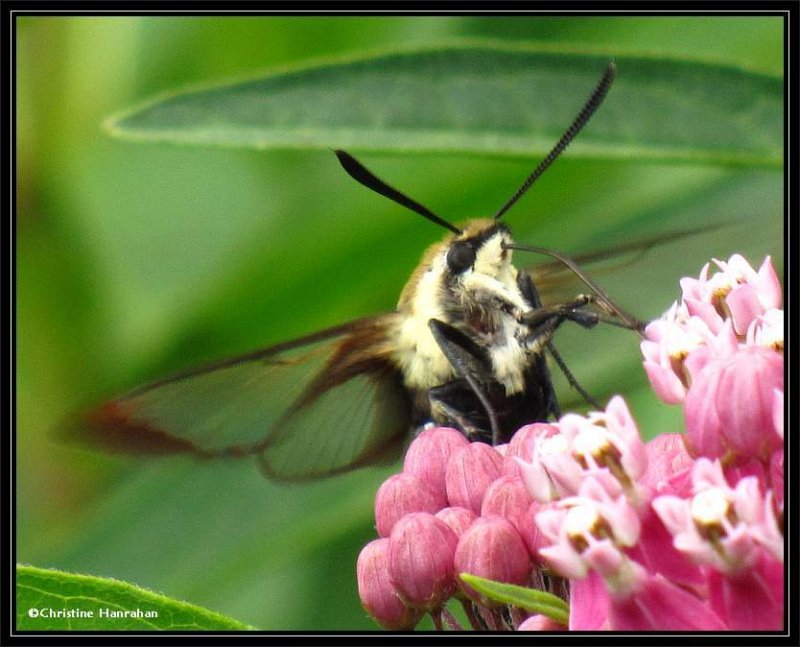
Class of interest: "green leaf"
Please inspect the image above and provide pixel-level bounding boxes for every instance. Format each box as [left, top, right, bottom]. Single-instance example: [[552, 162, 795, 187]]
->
[[16, 565, 253, 631], [459, 573, 569, 626], [106, 44, 782, 167]]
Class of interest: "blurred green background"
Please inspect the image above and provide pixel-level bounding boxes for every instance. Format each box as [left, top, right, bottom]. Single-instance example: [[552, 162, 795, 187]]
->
[[17, 16, 783, 630]]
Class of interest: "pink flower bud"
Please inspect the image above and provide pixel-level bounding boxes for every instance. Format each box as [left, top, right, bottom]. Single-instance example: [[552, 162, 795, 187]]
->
[[714, 346, 783, 457], [641, 433, 694, 497], [435, 506, 477, 538], [375, 473, 443, 538], [445, 442, 503, 513], [480, 475, 534, 533], [403, 427, 469, 504], [388, 512, 459, 611], [517, 614, 567, 631], [357, 539, 423, 630], [685, 345, 783, 460], [454, 516, 531, 606], [517, 500, 546, 561]]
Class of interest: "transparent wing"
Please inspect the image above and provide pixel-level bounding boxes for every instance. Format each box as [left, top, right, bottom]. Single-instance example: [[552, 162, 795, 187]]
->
[[260, 368, 410, 481], [526, 226, 716, 306], [75, 316, 410, 480]]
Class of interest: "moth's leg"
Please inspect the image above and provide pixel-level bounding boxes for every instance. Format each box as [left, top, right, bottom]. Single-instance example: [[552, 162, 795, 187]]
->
[[516, 271, 560, 419], [427, 380, 486, 440], [545, 341, 601, 410], [428, 318, 502, 445], [519, 294, 599, 330], [525, 295, 641, 332], [521, 307, 607, 410], [517, 271, 603, 412], [517, 267, 544, 309], [518, 265, 640, 333], [517, 269, 598, 332]]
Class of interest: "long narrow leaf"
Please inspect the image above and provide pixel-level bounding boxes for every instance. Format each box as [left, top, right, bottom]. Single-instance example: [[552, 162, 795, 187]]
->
[[16, 565, 252, 631], [107, 45, 781, 166], [459, 573, 570, 625]]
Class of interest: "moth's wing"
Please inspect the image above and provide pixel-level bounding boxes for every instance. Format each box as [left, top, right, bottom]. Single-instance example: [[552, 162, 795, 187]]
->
[[259, 360, 410, 481], [73, 315, 411, 481], [527, 226, 717, 305]]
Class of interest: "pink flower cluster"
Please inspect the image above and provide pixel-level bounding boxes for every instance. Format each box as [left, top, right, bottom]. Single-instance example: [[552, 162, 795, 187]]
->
[[521, 402, 783, 630], [357, 255, 784, 631], [356, 426, 547, 630], [642, 254, 783, 461]]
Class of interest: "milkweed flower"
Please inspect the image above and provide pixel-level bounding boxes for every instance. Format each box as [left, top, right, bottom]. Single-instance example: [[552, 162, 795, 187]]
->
[[747, 307, 784, 351], [356, 254, 783, 632], [641, 255, 782, 407], [652, 459, 783, 572], [528, 255, 784, 631], [640, 302, 714, 404], [679, 254, 781, 335], [357, 539, 424, 630], [652, 459, 784, 630], [516, 396, 647, 505]]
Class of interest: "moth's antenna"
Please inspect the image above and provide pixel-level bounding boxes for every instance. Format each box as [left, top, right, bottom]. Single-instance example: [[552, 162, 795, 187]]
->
[[494, 62, 616, 221], [334, 149, 463, 235]]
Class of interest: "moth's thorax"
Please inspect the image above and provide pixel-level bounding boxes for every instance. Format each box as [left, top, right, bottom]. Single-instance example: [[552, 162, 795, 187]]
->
[[391, 219, 537, 394]]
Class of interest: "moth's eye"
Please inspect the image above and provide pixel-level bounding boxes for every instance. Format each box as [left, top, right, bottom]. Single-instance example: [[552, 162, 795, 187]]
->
[[446, 241, 476, 274]]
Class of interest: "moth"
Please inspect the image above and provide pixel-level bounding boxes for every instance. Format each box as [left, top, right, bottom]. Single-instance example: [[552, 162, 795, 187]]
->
[[75, 62, 649, 481]]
